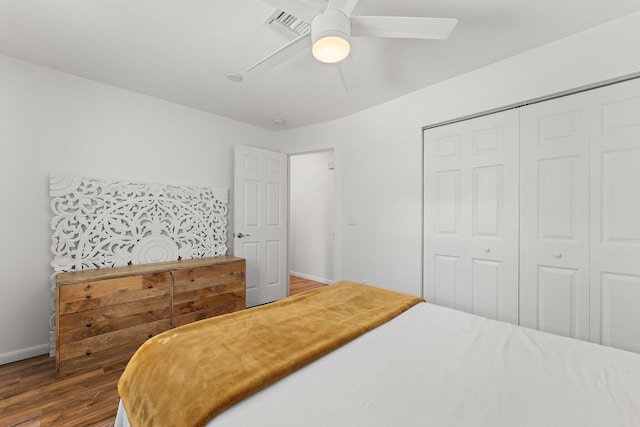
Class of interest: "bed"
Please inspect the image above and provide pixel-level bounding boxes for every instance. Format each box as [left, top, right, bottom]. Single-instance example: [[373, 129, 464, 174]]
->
[[115, 281, 640, 427]]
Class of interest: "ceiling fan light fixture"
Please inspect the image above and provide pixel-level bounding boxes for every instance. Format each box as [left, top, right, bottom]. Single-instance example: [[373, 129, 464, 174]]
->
[[311, 9, 351, 64], [312, 36, 350, 63]]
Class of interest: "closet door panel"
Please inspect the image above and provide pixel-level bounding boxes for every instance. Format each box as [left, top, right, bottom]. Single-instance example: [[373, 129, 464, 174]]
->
[[472, 165, 503, 237], [599, 149, 640, 246], [466, 111, 519, 323], [471, 259, 501, 319], [536, 266, 577, 337], [519, 94, 590, 339], [433, 255, 462, 309], [424, 110, 519, 323], [589, 78, 640, 352], [424, 128, 467, 310], [599, 273, 640, 352], [434, 170, 462, 237]]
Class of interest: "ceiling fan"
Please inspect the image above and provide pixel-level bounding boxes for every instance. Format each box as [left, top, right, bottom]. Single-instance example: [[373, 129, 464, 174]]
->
[[247, 0, 458, 90]]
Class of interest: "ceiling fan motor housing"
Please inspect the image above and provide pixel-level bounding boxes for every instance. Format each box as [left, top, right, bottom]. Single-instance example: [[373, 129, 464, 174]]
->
[[311, 9, 351, 63]]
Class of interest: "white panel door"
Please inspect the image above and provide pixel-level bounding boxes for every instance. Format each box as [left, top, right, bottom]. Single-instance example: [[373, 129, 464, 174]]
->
[[466, 111, 519, 323], [588, 78, 640, 353], [234, 145, 288, 307], [424, 109, 519, 323], [424, 126, 467, 311], [519, 93, 590, 340]]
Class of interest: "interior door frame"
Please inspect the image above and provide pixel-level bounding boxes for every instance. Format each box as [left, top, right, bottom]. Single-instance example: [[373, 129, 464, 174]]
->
[[287, 147, 340, 292]]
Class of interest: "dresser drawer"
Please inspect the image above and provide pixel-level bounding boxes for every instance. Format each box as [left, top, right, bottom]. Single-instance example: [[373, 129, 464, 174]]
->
[[57, 319, 171, 376], [58, 272, 171, 315], [173, 300, 245, 328], [173, 280, 245, 313], [172, 262, 245, 294], [173, 262, 245, 326], [58, 296, 171, 344]]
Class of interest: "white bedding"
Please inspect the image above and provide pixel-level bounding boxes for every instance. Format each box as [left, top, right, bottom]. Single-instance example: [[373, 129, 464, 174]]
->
[[115, 302, 640, 426]]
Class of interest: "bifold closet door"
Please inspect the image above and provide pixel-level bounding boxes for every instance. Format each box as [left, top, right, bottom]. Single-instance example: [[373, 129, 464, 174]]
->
[[424, 109, 519, 323], [588, 78, 640, 353], [519, 93, 590, 340], [520, 77, 640, 352]]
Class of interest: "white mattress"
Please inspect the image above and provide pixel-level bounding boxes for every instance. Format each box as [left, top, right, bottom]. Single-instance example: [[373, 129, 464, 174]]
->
[[115, 302, 640, 426]]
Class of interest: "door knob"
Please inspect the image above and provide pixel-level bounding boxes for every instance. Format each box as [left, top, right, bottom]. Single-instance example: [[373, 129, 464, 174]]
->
[[553, 250, 563, 258], [234, 232, 251, 238], [483, 247, 491, 253]]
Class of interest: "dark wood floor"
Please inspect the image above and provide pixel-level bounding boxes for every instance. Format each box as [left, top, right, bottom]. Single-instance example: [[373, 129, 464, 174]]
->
[[289, 274, 327, 295], [0, 275, 326, 426], [0, 356, 121, 426]]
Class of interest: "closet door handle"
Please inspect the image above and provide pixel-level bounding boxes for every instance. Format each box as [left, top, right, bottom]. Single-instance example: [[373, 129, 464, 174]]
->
[[553, 250, 563, 258], [483, 247, 491, 253], [234, 232, 251, 238]]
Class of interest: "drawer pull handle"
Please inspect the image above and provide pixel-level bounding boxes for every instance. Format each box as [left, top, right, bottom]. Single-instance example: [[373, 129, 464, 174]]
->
[[86, 350, 92, 355], [148, 310, 153, 314], [189, 300, 195, 304], [85, 294, 91, 299], [148, 285, 153, 289], [86, 322, 92, 327], [553, 250, 563, 258]]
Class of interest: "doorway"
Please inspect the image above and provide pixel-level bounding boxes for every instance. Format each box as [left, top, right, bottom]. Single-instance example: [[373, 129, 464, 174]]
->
[[289, 150, 336, 288]]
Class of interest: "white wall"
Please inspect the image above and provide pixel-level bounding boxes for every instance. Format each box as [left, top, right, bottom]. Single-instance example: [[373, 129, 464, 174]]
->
[[276, 11, 640, 297], [0, 54, 276, 364], [289, 151, 335, 283]]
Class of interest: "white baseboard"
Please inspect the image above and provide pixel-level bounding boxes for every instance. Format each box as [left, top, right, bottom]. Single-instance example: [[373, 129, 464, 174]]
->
[[289, 271, 333, 285], [0, 343, 50, 365]]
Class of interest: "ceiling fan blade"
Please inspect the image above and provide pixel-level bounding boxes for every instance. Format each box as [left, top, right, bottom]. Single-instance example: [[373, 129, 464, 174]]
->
[[327, 0, 360, 16], [350, 16, 458, 39], [261, 0, 321, 23], [247, 33, 311, 73], [336, 55, 361, 91]]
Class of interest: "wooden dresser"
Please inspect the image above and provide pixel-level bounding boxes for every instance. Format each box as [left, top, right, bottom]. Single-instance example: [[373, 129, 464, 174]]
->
[[55, 256, 245, 377]]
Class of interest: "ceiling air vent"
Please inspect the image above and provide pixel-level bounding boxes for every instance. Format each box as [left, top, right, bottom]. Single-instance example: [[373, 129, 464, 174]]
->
[[263, 9, 311, 40]]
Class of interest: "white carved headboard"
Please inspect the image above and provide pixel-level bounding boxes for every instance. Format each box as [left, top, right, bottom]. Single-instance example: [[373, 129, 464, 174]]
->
[[48, 174, 229, 354]]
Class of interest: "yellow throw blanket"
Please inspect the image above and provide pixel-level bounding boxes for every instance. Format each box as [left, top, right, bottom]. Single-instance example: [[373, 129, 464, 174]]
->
[[118, 281, 424, 427]]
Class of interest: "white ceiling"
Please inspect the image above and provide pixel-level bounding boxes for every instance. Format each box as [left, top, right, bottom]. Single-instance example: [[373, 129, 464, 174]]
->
[[1, 0, 640, 130]]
